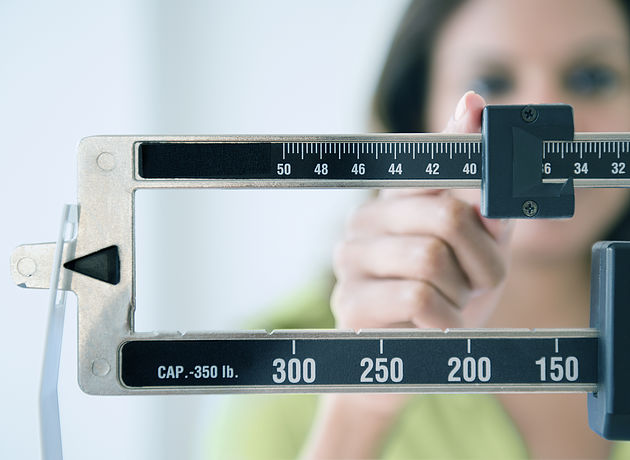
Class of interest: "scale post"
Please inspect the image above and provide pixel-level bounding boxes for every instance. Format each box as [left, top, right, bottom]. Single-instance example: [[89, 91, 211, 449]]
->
[[588, 241, 630, 439]]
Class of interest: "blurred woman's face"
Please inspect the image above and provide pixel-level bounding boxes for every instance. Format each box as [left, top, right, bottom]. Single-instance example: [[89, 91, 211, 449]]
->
[[426, 0, 630, 263]]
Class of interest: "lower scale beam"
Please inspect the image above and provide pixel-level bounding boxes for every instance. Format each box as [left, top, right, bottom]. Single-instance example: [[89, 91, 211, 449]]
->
[[119, 329, 598, 393]]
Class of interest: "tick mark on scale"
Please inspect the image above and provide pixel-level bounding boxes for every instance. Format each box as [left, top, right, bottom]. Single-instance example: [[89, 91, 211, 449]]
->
[[467, 339, 471, 354], [379, 339, 383, 354]]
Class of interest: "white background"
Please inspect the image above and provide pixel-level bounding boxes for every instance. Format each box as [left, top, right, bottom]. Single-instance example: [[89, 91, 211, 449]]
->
[[1, 1, 408, 459]]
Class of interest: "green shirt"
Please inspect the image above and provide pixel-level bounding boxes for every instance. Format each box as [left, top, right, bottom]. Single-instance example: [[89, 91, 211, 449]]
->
[[207, 393, 630, 459], [206, 278, 630, 459]]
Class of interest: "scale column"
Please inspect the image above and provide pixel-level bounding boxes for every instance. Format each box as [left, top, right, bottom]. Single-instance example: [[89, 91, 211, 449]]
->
[[588, 241, 630, 439]]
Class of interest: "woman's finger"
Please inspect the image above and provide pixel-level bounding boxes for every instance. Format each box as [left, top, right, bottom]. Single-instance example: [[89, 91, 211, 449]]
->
[[346, 193, 509, 291], [333, 235, 470, 309], [331, 279, 464, 330], [443, 90, 485, 134]]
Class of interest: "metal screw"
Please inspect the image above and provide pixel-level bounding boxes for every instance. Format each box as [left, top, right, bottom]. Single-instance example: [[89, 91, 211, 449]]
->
[[522, 200, 539, 217], [92, 358, 111, 376], [17, 257, 37, 277], [96, 152, 116, 171], [521, 106, 538, 123]]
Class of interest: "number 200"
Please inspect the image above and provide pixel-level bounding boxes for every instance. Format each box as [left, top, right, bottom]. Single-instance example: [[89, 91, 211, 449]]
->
[[448, 356, 491, 382]]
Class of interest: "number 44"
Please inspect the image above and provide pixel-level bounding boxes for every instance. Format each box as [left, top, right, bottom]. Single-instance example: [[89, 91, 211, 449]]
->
[[389, 163, 402, 175]]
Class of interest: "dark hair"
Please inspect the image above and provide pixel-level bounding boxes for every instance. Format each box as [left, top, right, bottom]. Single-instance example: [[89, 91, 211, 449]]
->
[[372, 0, 630, 240], [373, 0, 464, 133]]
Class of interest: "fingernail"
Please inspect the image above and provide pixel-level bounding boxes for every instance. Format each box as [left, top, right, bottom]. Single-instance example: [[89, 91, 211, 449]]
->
[[454, 93, 468, 121]]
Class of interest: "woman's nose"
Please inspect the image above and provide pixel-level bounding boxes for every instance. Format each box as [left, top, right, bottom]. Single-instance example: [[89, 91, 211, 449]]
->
[[506, 68, 564, 105]]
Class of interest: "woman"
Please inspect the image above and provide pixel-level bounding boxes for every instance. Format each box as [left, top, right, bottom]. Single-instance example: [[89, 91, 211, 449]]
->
[[209, 0, 630, 458]]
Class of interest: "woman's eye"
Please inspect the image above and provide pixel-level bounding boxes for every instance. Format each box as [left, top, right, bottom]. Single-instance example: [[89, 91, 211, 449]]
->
[[564, 66, 619, 97], [469, 74, 513, 98]]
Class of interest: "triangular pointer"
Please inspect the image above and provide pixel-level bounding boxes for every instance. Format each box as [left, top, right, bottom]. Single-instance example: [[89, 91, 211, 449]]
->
[[64, 245, 120, 285]]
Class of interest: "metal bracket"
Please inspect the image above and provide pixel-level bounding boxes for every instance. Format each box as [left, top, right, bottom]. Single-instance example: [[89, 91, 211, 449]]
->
[[481, 104, 575, 218], [11, 242, 76, 291]]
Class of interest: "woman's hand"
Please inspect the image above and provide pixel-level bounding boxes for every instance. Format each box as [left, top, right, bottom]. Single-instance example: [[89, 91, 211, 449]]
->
[[333, 91, 512, 331], [300, 91, 514, 460]]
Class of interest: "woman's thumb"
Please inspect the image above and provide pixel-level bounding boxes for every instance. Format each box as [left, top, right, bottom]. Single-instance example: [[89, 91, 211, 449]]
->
[[443, 91, 486, 134], [445, 92, 513, 242]]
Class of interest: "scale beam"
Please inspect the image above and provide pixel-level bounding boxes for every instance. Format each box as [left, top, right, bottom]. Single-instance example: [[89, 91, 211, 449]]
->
[[8, 131, 629, 396], [120, 329, 598, 394], [10, 104, 630, 439], [136, 132, 630, 188]]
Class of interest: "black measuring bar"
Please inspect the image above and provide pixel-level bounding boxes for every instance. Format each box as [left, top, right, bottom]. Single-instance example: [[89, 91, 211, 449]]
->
[[138, 136, 630, 182], [120, 333, 597, 391], [137, 105, 630, 218]]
